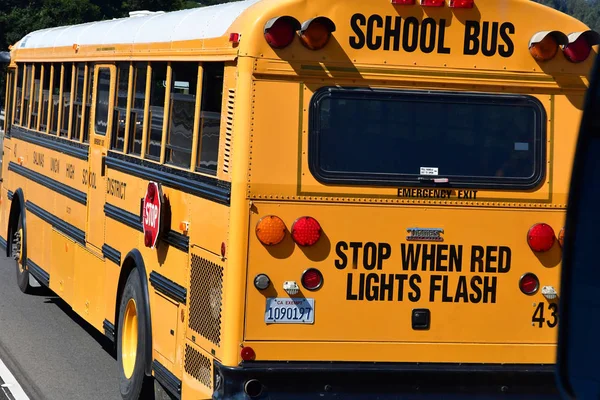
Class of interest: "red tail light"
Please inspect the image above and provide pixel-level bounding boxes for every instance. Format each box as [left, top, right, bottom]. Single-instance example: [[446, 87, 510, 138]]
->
[[291, 217, 321, 246], [421, 0, 444, 6], [527, 223, 556, 252], [519, 273, 539, 295], [450, 0, 474, 8], [563, 31, 600, 63], [264, 16, 300, 49], [301, 268, 324, 291]]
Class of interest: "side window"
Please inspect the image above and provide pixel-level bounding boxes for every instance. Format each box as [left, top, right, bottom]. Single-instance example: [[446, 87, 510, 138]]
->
[[83, 64, 94, 143], [14, 64, 23, 125], [23, 64, 32, 127], [73, 63, 85, 140], [40, 63, 51, 131], [111, 63, 129, 151], [128, 62, 147, 156], [50, 64, 61, 135], [31, 64, 41, 130], [167, 62, 198, 168], [60, 64, 73, 137], [94, 68, 111, 136], [146, 62, 167, 160], [196, 62, 224, 175]]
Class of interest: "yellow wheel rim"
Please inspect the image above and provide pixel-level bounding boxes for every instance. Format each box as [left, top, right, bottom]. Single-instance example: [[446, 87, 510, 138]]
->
[[122, 298, 138, 379], [16, 228, 24, 272]]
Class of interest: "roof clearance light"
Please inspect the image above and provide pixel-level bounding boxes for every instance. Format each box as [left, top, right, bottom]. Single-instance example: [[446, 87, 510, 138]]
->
[[527, 223, 556, 252], [255, 215, 287, 246], [291, 216, 322, 246], [264, 16, 301, 49], [450, 0, 474, 8], [391, 0, 416, 4], [529, 31, 568, 61], [229, 32, 240, 44], [421, 0, 445, 6], [299, 17, 336, 50], [519, 273, 540, 295], [563, 31, 600, 63]]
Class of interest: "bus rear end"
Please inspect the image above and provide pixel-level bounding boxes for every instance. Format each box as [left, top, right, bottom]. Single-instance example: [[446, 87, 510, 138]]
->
[[217, 0, 597, 398]]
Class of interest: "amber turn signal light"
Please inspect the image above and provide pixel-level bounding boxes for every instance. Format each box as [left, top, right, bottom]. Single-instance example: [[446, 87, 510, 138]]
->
[[256, 215, 286, 246]]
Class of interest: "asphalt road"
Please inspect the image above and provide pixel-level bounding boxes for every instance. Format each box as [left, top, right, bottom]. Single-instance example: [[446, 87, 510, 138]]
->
[[0, 254, 121, 400]]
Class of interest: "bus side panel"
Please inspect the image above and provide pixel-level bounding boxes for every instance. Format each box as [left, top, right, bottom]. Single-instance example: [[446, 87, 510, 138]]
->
[[1, 137, 14, 242], [102, 204, 141, 328], [49, 230, 75, 305], [73, 245, 106, 332]]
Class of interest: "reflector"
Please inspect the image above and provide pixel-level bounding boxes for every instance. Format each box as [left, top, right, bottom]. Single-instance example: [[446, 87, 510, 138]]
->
[[519, 273, 540, 295], [241, 347, 256, 361], [301, 268, 324, 291]]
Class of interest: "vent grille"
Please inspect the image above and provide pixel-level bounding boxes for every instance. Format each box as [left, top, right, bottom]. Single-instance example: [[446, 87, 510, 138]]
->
[[223, 89, 234, 174], [189, 254, 223, 346], [184, 344, 212, 389]]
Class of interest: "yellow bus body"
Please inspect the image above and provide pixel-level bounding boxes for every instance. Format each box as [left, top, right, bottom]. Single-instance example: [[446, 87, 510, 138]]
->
[[0, 0, 597, 398]]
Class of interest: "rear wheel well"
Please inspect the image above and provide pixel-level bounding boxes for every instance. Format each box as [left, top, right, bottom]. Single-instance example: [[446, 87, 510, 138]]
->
[[7, 189, 24, 258], [115, 249, 153, 376]]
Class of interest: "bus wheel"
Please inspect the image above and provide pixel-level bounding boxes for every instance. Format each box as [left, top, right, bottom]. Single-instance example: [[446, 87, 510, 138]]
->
[[12, 211, 31, 294], [117, 269, 152, 400]]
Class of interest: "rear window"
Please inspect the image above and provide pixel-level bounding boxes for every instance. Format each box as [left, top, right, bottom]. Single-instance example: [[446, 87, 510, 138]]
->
[[309, 88, 546, 189]]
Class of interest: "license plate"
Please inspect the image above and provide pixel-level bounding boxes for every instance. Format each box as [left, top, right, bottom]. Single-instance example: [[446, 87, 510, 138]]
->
[[265, 298, 315, 324]]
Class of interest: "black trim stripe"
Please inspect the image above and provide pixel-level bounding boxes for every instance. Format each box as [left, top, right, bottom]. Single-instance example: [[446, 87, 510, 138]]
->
[[7, 190, 13, 201], [0, 236, 6, 251], [12, 126, 88, 161], [164, 230, 189, 253], [105, 203, 189, 252], [104, 203, 142, 232], [26, 258, 50, 287], [26, 201, 85, 245], [149, 271, 187, 304], [102, 244, 121, 266], [9, 162, 87, 205], [153, 360, 182, 399], [106, 151, 231, 206], [103, 320, 115, 342]]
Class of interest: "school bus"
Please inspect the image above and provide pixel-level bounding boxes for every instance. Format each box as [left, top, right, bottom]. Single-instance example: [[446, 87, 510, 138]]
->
[[0, 0, 598, 398]]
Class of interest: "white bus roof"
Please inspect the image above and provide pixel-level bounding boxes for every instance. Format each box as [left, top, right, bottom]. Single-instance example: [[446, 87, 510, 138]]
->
[[16, 0, 261, 50]]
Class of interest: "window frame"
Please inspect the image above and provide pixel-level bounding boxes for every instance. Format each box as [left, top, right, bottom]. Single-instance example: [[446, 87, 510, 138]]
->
[[308, 87, 547, 191], [93, 66, 113, 137], [5, 68, 14, 134]]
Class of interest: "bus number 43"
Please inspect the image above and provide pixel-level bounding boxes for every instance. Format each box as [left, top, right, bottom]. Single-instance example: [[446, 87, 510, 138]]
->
[[532, 302, 558, 328]]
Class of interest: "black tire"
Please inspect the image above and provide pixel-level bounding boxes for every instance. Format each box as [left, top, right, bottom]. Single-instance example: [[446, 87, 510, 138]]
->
[[12, 210, 31, 294], [117, 269, 153, 400]]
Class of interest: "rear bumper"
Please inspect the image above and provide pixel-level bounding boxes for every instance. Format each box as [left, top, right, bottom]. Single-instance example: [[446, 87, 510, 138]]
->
[[212, 362, 559, 400]]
